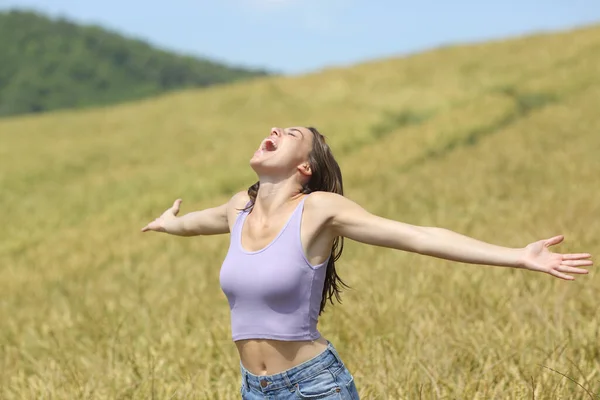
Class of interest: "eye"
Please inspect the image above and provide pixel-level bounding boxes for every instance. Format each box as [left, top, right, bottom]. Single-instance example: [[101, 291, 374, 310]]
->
[[288, 131, 296, 137]]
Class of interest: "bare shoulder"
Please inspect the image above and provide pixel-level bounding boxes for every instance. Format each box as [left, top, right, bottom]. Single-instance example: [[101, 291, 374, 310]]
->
[[304, 191, 343, 211], [305, 191, 363, 210], [304, 191, 367, 224], [225, 190, 250, 227], [229, 190, 250, 207]]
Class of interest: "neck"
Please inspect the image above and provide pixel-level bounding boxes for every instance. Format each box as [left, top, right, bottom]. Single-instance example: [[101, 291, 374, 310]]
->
[[253, 176, 304, 216]]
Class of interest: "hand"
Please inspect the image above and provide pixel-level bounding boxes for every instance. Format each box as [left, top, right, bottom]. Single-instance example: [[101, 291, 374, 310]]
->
[[521, 235, 593, 280], [141, 199, 182, 233]]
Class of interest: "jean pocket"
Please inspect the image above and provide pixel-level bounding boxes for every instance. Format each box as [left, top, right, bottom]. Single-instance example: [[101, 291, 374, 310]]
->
[[295, 386, 341, 399], [294, 369, 342, 399]]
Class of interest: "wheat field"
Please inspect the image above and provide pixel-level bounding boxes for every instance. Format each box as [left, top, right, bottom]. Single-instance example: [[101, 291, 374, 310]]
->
[[1, 25, 600, 399]]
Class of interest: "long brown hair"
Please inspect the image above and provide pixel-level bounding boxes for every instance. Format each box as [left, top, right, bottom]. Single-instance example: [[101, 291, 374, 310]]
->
[[243, 127, 349, 315]]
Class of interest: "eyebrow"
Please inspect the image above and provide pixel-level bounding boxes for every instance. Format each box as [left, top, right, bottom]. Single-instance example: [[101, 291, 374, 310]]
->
[[289, 128, 304, 138]]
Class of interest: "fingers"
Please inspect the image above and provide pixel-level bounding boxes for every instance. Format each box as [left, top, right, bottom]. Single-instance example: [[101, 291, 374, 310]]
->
[[560, 259, 593, 267], [171, 199, 182, 216], [562, 253, 592, 260], [548, 261, 591, 280], [549, 269, 575, 281], [544, 235, 564, 247], [557, 265, 589, 275], [141, 199, 182, 233], [141, 220, 157, 232]]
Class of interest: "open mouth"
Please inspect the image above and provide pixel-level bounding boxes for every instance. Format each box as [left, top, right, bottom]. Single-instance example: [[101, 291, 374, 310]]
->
[[262, 138, 278, 151], [255, 138, 278, 155]]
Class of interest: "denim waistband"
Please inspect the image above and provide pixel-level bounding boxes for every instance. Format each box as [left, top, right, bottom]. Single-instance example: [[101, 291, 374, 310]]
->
[[239, 340, 344, 394]]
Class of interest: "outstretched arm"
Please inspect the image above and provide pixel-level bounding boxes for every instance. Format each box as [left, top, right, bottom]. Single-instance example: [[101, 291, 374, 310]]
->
[[141, 198, 229, 236], [314, 192, 593, 280], [141, 190, 250, 236]]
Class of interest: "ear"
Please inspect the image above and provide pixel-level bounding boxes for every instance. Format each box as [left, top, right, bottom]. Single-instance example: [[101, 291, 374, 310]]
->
[[298, 162, 312, 177]]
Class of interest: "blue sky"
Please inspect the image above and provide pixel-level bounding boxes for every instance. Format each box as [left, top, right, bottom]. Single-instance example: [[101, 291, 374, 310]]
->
[[2, 0, 600, 74]]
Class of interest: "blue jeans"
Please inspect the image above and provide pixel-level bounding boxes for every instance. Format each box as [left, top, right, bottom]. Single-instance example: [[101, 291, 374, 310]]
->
[[239, 341, 360, 399]]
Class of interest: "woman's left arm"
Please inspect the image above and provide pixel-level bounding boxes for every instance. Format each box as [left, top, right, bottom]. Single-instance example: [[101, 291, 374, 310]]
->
[[315, 192, 593, 280]]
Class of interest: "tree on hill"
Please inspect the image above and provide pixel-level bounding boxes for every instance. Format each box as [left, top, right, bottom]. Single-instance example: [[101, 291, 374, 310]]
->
[[0, 9, 270, 117]]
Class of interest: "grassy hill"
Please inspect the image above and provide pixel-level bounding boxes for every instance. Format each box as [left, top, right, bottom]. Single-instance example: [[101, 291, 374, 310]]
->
[[1, 23, 599, 399], [0, 9, 268, 117]]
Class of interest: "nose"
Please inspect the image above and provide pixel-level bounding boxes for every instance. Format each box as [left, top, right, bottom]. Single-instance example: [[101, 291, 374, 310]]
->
[[270, 127, 281, 137]]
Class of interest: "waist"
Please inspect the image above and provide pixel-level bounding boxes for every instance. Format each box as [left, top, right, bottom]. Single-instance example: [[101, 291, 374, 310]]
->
[[236, 336, 329, 376], [239, 339, 344, 394]]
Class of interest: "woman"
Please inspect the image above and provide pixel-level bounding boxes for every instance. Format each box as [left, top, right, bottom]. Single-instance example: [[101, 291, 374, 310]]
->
[[141, 126, 593, 399]]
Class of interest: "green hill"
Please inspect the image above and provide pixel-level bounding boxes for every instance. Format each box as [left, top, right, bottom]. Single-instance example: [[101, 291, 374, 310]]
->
[[0, 9, 268, 117], [1, 23, 599, 399]]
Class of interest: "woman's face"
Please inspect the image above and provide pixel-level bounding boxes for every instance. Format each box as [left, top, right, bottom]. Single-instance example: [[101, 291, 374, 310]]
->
[[250, 126, 314, 178]]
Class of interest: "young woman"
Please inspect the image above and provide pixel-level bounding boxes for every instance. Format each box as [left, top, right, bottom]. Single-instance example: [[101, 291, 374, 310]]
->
[[141, 126, 593, 399]]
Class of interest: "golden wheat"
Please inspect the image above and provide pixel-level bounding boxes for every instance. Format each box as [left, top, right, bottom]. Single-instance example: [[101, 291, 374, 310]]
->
[[1, 24, 599, 399]]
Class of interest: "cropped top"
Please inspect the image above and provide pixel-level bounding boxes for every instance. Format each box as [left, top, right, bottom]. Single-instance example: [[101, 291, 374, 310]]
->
[[219, 196, 330, 342]]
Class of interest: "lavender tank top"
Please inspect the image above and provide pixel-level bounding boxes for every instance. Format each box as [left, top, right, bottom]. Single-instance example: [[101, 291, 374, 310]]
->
[[219, 195, 330, 342]]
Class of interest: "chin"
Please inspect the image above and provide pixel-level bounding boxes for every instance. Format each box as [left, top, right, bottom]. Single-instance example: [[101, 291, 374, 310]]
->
[[249, 156, 271, 174], [249, 154, 264, 167], [249, 157, 292, 178]]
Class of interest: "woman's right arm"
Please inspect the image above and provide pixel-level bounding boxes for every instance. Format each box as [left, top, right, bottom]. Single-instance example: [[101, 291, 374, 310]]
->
[[141, 191, 248, 236]]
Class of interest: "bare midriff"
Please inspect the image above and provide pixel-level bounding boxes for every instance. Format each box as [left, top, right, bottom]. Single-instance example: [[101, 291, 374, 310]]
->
[[236, 336, 329, 376]]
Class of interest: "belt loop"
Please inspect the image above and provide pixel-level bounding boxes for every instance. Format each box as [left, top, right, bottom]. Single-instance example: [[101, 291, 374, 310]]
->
[[283, 372, 294, 391]]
